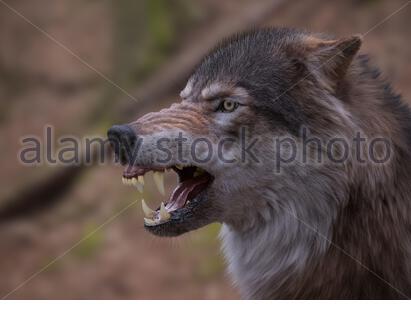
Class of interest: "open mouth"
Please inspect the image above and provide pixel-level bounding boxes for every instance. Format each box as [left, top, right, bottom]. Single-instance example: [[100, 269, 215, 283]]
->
[[121, 164, 213, 228]]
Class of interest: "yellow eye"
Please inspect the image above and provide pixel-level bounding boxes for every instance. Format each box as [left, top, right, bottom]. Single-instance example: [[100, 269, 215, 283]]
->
[[220, 100, 238, 112]]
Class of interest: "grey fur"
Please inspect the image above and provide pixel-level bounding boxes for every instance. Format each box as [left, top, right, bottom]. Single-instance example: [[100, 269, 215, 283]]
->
[[109, 28, 411, 299]]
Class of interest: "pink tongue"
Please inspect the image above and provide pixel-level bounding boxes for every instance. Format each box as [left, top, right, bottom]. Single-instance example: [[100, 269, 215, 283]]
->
[[165, 175, 210, 212]]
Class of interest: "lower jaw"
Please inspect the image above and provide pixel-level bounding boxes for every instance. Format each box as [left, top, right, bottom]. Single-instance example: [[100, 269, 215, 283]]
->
[[144, 191, 213, 237]]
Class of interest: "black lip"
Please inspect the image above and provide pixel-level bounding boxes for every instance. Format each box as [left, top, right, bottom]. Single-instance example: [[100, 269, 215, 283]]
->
[[144, 191, 214, 237]]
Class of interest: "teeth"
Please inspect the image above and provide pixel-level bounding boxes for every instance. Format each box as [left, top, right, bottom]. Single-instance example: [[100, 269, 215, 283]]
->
[[153, 171, 165, 195], [159, 202, 171, 221], [138, 175, 144, 186], [144, 217, 157, 226], [143, 202, 171, 226], [141, 199, 154, 218], [175, 164, 184, 170], [122, 176, 144, 192], [122, 177, 133, 186], [144, 211, 154, 219], [132, 177, 144, 193]]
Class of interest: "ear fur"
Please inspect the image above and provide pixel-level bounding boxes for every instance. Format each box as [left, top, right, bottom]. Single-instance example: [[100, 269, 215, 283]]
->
[[304, 35, 362, 89]]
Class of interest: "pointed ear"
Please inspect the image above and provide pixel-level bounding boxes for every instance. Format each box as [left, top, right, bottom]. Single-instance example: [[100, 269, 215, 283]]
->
[[304, 34, 362, 86]]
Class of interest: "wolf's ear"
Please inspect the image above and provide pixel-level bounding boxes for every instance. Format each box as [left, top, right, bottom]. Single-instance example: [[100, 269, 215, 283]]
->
[[303, 35, 362, 87]]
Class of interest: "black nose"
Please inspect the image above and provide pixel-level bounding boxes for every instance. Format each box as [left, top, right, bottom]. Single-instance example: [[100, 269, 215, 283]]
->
[[107, 124, 137, 164]]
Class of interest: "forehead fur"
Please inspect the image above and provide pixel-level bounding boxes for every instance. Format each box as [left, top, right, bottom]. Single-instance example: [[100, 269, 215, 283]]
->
[[191, 28, 304, 88]]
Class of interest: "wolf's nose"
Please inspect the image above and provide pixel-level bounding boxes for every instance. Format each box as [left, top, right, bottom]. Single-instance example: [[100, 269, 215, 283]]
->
[[107, 124, 137, 164]]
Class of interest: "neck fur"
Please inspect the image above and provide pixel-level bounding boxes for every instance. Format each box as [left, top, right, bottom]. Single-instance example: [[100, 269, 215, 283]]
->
[[219, 181, 341, 298]]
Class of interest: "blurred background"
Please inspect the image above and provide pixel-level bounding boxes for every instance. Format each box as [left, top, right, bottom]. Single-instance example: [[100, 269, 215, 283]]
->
[[0, 0, 410, 299]]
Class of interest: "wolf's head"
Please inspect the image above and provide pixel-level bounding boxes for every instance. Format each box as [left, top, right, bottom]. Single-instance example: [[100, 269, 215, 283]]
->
[[107, 28, 364, 237]]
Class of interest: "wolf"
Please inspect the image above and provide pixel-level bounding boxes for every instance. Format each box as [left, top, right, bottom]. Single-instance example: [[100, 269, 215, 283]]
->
[[107, 28, 411, 299]]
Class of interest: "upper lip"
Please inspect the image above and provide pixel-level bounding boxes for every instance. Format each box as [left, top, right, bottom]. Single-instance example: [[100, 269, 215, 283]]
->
[[122, 165, 167, 179]]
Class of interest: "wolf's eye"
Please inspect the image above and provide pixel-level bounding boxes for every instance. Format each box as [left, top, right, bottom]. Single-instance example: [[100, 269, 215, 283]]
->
[[218, 100, 239, 113]]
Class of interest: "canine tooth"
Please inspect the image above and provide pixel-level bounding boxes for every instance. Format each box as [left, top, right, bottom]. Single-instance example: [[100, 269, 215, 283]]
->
[[122, 177, 126, 185], [159, 202, 171, 221], [175, 164, 184, 170], [141, 199, 154, 217], [131, 177, 137, 186], [153, 172, 165, 195]]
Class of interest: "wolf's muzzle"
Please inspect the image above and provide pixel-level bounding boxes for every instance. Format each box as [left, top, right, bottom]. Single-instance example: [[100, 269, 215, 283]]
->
[[107, 124, 137, 165]]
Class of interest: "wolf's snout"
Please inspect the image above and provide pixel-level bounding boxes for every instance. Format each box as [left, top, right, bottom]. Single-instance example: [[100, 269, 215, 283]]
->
[[107, 124, 137, 164]]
